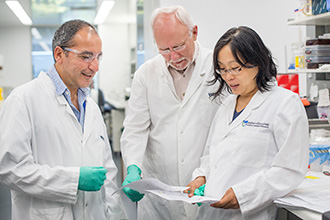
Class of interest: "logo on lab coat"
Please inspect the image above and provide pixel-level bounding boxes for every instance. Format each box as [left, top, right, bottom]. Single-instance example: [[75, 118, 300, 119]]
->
[[242, 120, 269, 128]]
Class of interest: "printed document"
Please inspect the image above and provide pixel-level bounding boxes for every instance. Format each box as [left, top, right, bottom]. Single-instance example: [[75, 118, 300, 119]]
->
[[274, 171, 330, 213], [113, 178, 219, 204]]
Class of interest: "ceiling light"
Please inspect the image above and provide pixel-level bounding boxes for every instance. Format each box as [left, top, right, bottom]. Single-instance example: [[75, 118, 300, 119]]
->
[[31, 28, 42, 40], [94, 0, 115, 24], [5, 0, 32, 25]]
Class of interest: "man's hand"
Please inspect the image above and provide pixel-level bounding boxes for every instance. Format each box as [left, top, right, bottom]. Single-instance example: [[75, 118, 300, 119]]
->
[[210, 188, 239, 209]]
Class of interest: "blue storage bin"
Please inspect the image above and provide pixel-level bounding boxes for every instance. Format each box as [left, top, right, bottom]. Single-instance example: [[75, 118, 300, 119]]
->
[[312, 0, 328, 15]]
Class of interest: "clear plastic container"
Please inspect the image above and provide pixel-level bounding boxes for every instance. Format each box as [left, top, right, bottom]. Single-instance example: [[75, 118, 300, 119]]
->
[[306, 55, 330, 63], [305, 45, 330, 56]]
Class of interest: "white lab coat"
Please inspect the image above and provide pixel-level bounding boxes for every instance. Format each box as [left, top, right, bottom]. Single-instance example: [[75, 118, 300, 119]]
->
[[0, 71, 125, 220], [121, 42, 220, 220], [193, 84, 309, 220]]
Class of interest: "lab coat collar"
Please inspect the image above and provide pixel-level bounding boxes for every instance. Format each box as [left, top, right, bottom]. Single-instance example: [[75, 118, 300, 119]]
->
[[38, 71, 83, 133], [181, 42, 207, 105], [224, 82, 276, 134], [46, 65, 89, 100], [38, 71, 101, 140]]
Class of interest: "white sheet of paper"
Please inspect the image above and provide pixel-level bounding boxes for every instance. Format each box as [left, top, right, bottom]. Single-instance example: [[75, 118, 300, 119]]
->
[[113, 178, 219, 204], [274, 171, 330, 213]]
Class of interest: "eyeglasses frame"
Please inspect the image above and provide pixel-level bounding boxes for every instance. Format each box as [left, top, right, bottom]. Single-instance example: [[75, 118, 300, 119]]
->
[[60, 46, 103, 63], [158, 33, 192, 55], [215, 64, 256, 76]]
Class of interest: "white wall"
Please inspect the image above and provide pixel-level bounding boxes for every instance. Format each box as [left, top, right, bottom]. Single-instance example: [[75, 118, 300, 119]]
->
[[97, 0, 137, 152], [0, 26, 32, 88], [98, 0, 136, 107], [143, 0, 306, 73], [98, 23, 132, 106]]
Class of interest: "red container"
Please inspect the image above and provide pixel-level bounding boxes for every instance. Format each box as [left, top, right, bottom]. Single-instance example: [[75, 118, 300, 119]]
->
[[276, 74, 299, 94]]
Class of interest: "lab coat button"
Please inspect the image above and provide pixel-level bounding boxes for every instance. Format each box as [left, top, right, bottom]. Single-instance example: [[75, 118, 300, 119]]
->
[[85, 203, 88, 207], [181, 159, 184, 163], [180, 131, 183, 134]]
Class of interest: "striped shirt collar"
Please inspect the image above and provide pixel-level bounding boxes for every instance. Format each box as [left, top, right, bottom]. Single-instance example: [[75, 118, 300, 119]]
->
[[46, 65, 89, 97]]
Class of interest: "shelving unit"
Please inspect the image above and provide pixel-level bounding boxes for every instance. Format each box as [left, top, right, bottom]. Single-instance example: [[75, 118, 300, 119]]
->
[[288, 12, 330, 26], [308, 118, 330, 128], [284, 69, 330, 74], [287, 13, 330, 131], [285, 14, 330, 75]]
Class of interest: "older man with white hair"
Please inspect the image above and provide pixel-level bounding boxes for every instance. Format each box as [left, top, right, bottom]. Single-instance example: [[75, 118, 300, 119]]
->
[[121, 5, 220, 220]]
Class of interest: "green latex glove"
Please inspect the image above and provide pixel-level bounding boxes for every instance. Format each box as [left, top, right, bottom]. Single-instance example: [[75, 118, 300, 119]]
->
[[122, 165, 145, 202], [194, 184, 205, 196], [194, 184, 205, 206], [78, 166, 107, 191]]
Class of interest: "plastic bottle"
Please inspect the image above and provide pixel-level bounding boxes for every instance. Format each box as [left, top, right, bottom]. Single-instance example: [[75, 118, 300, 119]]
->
[[0, 87, 3, 109], [292, 42, 305, 69]]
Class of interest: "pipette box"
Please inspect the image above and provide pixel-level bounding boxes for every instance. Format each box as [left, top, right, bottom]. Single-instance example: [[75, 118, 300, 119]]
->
[[306, 57, 330, 69], [306, 39, 330, 46], [306, 55, 330, 63], [306, 45, 330, 56], [305, 41, 330, 68], [312, 0, 328, 15]]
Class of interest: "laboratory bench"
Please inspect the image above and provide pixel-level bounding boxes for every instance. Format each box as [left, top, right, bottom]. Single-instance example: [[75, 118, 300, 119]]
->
[[275, 170, 330, 220], [278, 207, 322, 220]]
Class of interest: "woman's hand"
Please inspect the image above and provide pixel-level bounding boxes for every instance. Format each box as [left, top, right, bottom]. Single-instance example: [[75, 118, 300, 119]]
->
[[184, 176, 206, 197], [210, 188, 239, 209]]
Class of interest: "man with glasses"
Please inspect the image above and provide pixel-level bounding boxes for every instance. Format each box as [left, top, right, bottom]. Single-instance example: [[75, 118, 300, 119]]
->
[[121, 5, 220, 219], [0, 19, 126, 220]]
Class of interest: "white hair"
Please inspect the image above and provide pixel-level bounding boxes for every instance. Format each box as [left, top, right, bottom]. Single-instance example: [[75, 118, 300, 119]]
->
[[150, 5, 194, 32]]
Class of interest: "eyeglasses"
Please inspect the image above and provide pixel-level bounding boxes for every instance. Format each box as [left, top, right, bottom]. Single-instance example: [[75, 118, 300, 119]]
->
[[215, 64, 256, 76], [61, 47, 103, 63], [215, 66, 244, 75], [158, 34, 191, 55]]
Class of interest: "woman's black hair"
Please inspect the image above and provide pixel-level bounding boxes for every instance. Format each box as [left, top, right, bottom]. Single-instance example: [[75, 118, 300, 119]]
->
[[210, 26, 277, 100]]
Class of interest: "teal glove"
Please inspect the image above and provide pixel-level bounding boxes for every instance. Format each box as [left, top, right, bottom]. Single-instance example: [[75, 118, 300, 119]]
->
[[78, 166, 107, 191], [194, 184, 205, 196], [122, 165, 145, 202], [194, 184, 205, 206]]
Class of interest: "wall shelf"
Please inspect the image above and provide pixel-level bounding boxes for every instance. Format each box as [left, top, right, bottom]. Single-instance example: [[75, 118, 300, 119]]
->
[[288, 12, 330, 25], [278, 69, 330, 74], [287, 69, 330, 74], [308, 118, 330, 130]]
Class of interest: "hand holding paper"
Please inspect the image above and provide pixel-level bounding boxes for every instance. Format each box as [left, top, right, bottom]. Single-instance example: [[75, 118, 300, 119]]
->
[[115, 178, 218, 204]]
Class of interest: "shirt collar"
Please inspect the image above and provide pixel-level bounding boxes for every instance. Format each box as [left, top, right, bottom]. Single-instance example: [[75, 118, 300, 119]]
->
[[46, 65, 90, 97]]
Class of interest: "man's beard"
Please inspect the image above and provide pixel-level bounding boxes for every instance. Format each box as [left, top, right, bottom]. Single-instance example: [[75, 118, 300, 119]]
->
[[169, 57, 191, 71]]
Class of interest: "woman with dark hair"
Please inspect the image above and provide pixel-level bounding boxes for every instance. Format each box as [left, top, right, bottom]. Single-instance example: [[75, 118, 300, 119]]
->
[[185, 26, 309, 219]]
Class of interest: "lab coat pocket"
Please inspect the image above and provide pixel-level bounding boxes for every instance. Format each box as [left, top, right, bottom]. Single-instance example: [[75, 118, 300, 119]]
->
[[91, 132, 106, 165], [231, 131, 270, 168], [30, 200, 73, 220]]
